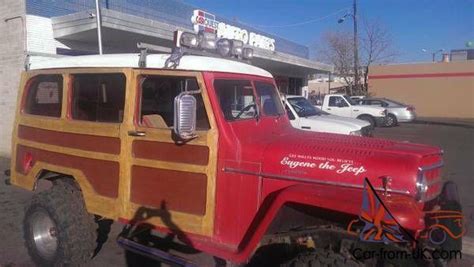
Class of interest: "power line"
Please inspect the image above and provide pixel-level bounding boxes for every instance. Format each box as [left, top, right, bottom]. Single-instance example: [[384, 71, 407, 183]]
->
[[237, 7, 350, 29]]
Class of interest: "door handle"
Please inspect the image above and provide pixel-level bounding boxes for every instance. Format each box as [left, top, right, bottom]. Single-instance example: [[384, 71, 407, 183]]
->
[[327, 108, 332, 111], [128, 130, 146, 137], [354, 109, 359, 112], [302, 126, 311, 129]]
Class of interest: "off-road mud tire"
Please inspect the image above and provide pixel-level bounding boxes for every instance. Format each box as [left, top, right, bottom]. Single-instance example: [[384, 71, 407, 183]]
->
[[281, 249, 362, 267], [23, 179, 96, 266]]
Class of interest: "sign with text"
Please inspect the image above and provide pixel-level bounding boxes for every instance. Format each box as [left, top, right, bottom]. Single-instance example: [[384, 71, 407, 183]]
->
[[191, 10, 275, 51]]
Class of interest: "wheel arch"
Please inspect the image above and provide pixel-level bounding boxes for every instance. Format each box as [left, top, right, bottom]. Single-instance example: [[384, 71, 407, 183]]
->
[[227, 184, 363, 263], [16, 162, 118, 219]]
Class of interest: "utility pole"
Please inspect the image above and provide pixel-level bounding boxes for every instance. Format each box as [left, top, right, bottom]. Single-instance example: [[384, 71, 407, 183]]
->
[[95, 0, 103, 55], [353, 0, 359, 92]]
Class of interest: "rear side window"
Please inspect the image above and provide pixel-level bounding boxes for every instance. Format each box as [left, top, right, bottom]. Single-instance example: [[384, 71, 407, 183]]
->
[[24, 75, 63, 117], [71, 73, 126, 123]]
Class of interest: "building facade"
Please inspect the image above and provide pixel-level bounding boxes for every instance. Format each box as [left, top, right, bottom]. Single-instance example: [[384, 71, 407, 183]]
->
[[0, 0, 332, 157], [369, 60, 474, 119]]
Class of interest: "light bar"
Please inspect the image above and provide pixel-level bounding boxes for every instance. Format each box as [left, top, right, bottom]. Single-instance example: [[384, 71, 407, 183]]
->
[[173, 30, 254, 61]]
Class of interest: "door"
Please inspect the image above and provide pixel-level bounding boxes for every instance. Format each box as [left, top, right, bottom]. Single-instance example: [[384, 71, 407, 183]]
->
[[326, 96, 351, 117], [121, 70, 218, 236]]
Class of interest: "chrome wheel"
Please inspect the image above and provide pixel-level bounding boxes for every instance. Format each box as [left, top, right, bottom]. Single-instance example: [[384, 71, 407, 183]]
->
[[30, 209, 58, 260]]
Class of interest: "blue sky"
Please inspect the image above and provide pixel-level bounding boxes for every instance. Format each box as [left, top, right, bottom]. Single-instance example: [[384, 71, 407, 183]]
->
[[183, 0, 474, 63]]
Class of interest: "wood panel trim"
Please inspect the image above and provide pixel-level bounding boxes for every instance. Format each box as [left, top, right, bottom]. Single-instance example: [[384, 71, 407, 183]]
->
[[131, 166, 208, 215], [133, 140, 209, 166], [18, 125, 121, 154]]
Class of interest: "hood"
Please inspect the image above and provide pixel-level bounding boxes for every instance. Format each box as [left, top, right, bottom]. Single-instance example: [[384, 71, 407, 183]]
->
[[316, 114, 371, 128], [299, 115, 363, 135], [261, 129, 442, 198]]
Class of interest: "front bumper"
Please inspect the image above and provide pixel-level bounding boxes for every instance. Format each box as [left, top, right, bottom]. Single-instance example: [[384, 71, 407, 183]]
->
[[384, 181, 462, 246]]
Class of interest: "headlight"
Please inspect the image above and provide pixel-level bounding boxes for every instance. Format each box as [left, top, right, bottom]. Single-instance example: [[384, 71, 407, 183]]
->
[[349, 130, 362, 136]]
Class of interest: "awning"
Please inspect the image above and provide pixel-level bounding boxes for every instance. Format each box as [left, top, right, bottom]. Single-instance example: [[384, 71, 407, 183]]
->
[[51, 9, 333, 76]]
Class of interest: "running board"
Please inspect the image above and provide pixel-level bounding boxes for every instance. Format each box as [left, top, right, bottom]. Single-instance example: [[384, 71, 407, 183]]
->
[[117, 237, 198, 267]]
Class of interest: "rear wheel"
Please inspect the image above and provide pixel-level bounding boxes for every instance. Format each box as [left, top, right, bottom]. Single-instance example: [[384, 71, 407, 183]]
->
[[357, 115, 375, 128], [386, 114, 398, 127], [23, 179, 97, 266]]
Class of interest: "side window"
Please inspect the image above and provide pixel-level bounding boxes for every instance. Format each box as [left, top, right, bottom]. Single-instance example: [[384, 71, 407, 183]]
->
[[140, 75, 210, 130], [254, 81, 285, 116], [285, 104, 295, 120], [329, 96, 347, 107], [71, 73, 126, 123], [214, 79, 256, 121], [24, 75, 63, 117]]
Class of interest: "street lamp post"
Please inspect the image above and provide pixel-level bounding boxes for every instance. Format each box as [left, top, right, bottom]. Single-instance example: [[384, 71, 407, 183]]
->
[[95, 0, 103, 55], [338, 0, 359, 93]]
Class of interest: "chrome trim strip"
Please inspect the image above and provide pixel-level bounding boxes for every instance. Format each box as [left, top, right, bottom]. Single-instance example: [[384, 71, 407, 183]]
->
[[418, 160, 444, 172], [223, 167, 411, 196]]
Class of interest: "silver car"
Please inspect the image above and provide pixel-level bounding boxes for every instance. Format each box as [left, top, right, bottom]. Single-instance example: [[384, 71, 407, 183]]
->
[[356, 98, 416, 127]]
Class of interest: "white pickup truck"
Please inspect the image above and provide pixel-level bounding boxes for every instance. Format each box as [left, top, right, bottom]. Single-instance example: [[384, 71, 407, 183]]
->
[[284, 95, 373, 136], [318, 94, 387, 127]]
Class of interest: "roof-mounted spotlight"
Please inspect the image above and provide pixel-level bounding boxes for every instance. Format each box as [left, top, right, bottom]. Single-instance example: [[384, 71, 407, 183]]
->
[[216, 38, 231, 57], [231, 40, 244, 58], [198, 31, 217, 50], [180, 32, 198, 48], [242, 48, 253, 60]]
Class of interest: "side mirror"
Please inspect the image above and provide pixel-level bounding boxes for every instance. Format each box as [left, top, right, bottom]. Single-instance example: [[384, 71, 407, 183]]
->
[[173, 93, 197, 140]]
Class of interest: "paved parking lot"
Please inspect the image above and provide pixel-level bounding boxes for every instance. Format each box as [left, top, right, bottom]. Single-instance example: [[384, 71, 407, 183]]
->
[[0, 122, 473, 266]]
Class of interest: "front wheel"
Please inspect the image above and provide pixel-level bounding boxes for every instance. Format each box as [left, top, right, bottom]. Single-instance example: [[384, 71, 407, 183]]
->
[[23, 180, 97, 266]]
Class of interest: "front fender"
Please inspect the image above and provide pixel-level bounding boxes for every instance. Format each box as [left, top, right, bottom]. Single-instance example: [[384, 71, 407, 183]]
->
[[214, 183, 424, 263]]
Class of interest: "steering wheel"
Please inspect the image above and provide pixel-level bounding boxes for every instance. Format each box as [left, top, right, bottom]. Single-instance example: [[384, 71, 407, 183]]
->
[[235, 103, 256, 119]]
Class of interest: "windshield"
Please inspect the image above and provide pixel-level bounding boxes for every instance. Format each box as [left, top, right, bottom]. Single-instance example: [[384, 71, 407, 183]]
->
[[214, 79, 284, 121], [343, 95, 358, 105], [287, 97, 320, 117]]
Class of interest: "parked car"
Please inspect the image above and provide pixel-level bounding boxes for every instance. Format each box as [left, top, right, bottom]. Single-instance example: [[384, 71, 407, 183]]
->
[[284, 95, 372, 136], [317, 94, 388, 127], [356, 98, 416, 127]]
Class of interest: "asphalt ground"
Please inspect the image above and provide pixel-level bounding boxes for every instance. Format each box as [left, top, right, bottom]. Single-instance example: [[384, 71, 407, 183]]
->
[[0, 122, 473, 266]]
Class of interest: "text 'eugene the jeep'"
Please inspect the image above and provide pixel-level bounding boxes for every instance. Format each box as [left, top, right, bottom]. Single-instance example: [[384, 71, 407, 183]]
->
[[5, 30, 463, 266]]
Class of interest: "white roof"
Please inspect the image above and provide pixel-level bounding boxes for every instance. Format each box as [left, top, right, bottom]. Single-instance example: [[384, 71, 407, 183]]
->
[[29, 53, 273, 78]]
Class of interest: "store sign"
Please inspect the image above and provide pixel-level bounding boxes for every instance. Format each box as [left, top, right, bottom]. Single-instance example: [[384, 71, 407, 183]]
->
[[191, 9, 275, 51]]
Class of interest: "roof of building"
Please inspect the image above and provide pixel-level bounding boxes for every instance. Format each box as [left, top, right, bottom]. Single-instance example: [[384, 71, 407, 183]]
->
[[29, 53, 273, 78]]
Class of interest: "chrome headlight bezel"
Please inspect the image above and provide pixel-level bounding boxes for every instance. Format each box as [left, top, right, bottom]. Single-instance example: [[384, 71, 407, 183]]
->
[[415, 161, 444, 202]]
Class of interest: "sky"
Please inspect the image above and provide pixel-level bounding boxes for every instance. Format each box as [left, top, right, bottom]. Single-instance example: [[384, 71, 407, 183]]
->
[[183, 0, 474, 63]]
